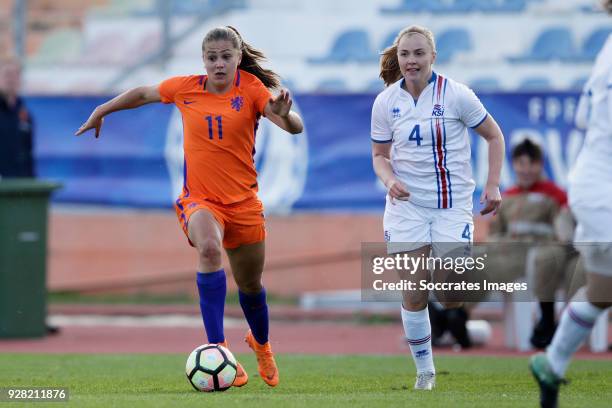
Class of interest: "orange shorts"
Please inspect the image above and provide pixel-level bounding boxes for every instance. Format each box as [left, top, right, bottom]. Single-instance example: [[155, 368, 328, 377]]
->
[[174, 195, 266, 249]]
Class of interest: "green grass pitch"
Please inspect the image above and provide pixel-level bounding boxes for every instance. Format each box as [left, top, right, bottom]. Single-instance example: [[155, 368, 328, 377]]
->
[[0, 354, 610, 407]]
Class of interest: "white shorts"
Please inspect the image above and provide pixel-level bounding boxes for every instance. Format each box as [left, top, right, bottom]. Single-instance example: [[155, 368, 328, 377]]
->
[[569, 202, 612, 277], [383, 197, 473, 255]]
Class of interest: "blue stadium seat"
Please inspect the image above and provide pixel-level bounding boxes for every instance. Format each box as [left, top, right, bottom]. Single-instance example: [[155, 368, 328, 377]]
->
[[381, 0, 526, 13], [316, 78, 349, 92], [470, 77, 501, 91], [171, 0, 245, 15], [378, 28, 471, 63], [449, 0, 482, 12], [488, 0, 527, 12], [309, 29, 375, 64], [380, 30, 400, 52], [380, 0, 430, 14], [580, 27, 612, 60], [435, 28, 473, 64], [519, 77, 552, 90], [509, 27, 577, 62]]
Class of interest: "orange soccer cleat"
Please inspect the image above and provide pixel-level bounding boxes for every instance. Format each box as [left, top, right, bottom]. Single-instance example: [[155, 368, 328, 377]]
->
[[218, 340, 248, 387], [245, 330, 279, 387]]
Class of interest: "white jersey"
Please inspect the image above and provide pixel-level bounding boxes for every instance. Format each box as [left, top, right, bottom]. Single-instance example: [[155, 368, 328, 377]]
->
[[371, 72, 487, 209], [569, 34, 612, 276], [570, 34, 612, 193]]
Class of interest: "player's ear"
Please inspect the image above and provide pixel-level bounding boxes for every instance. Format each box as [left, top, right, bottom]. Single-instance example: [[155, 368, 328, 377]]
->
[[431, 51, 437, 65]]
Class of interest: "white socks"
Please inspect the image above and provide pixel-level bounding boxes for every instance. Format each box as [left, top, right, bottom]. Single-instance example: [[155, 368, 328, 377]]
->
[[546, 301, 604, 377], [401, 305, 435, 374]]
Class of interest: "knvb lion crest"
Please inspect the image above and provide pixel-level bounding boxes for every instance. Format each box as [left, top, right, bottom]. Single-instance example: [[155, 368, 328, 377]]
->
[[230, 96, 244, 112]]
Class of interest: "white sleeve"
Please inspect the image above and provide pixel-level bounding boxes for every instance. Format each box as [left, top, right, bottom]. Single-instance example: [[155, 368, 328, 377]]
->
[[608, 70, 612, 132], [575, 90, 590, 130], [456, 83, 488, 129], [371, 94, 392, 142]]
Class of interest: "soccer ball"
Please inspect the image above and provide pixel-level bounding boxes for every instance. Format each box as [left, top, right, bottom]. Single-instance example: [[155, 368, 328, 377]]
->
[[185, 344, 237, 392]]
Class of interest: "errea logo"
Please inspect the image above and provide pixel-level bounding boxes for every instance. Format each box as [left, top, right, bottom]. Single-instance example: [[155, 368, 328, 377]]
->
[[392, 107, 401, 118]]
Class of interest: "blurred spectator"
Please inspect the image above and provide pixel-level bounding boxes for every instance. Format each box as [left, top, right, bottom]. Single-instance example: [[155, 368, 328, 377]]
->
[[0, 56, 35, 178], [489, 138, 583, 349], [429, 301, 472, 348]]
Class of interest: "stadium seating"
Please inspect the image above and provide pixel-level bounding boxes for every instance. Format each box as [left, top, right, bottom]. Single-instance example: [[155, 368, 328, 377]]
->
[[309, 29, 375, 64], [366, 78, 385, 92], [89, 0, 156, 17], [484, 0, 527, 13], [435, 28, 473, 64], [375, 27, 472, 65], [579, 26, 612, 60], [519, 76, 552, 90], [379, 0, 431, 14], [470, 77, 502, 91], [315, 78, 349, 92], [381, 0, 528, 14], [28, 28, 82, 65], [509, 27, 577, 62], [14, 0, 608, 93], [379, 30, 399, 53]]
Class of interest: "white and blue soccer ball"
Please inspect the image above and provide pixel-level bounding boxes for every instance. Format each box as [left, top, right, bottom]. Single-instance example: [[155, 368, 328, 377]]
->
[[185, 344, 237, 392]]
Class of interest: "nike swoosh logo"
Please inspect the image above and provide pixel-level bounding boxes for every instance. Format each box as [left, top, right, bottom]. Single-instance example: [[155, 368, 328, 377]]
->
[[184, 100, 195, 104]]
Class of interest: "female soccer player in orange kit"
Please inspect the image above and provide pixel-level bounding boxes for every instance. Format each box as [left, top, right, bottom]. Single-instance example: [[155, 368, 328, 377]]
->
[[76, 26, 303, 388]]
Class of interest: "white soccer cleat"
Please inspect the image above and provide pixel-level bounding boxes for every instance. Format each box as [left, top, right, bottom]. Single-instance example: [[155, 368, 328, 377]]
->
[[414, 371, 436, 390]]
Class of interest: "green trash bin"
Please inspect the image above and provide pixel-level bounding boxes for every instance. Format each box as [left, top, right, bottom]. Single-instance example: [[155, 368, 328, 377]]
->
[[0, 179, 61, 338]]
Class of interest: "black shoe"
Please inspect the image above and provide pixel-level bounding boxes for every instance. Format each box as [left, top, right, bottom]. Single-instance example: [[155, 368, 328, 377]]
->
[[530, 320, 557, 349]]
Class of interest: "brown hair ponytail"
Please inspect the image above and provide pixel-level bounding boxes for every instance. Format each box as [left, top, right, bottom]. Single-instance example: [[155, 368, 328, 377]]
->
[[202, 26, 280, 90]]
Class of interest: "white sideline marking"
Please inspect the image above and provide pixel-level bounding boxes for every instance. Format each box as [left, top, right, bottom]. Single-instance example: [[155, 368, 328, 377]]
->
[[48, 315, 245, 328]]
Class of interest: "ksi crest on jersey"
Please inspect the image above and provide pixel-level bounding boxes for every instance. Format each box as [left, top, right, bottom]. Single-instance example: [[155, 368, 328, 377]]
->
[[432, 104, 444, 117]]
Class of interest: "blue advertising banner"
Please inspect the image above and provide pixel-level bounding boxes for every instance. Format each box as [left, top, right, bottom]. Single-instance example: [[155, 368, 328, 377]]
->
[[25, 92, 583, 212]]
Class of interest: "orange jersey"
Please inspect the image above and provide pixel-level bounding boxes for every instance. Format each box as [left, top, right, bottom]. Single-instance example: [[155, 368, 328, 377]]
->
[[159, 69, 272, 204]]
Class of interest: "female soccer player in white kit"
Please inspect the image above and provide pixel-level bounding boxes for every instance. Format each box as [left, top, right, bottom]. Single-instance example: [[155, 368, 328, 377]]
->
[[530, 2, 612, 406], [370, 25, 505, 390]]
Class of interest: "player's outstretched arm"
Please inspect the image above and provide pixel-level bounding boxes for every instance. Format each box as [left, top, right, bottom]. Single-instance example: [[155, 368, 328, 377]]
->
[[371, 142, 410, 204], [474, 114, 504, 215], [264, 89, 303, 134], [75, 84, 162, 138]]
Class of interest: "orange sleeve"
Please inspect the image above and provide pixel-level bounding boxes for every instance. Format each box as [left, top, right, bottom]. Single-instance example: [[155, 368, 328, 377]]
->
[[248, 77, 272, 116], [159, 76, 189, 104]]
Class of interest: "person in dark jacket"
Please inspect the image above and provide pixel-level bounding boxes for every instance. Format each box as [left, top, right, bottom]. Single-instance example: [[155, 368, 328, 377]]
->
[[0, 57, 35, 178]]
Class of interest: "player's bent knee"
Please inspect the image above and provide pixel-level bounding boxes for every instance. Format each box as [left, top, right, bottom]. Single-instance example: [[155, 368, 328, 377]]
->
[[234, 273, 263, 294], [236, 280, 263, 295], [196, 238, 222, 267], [402, 296, 428, 311]]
